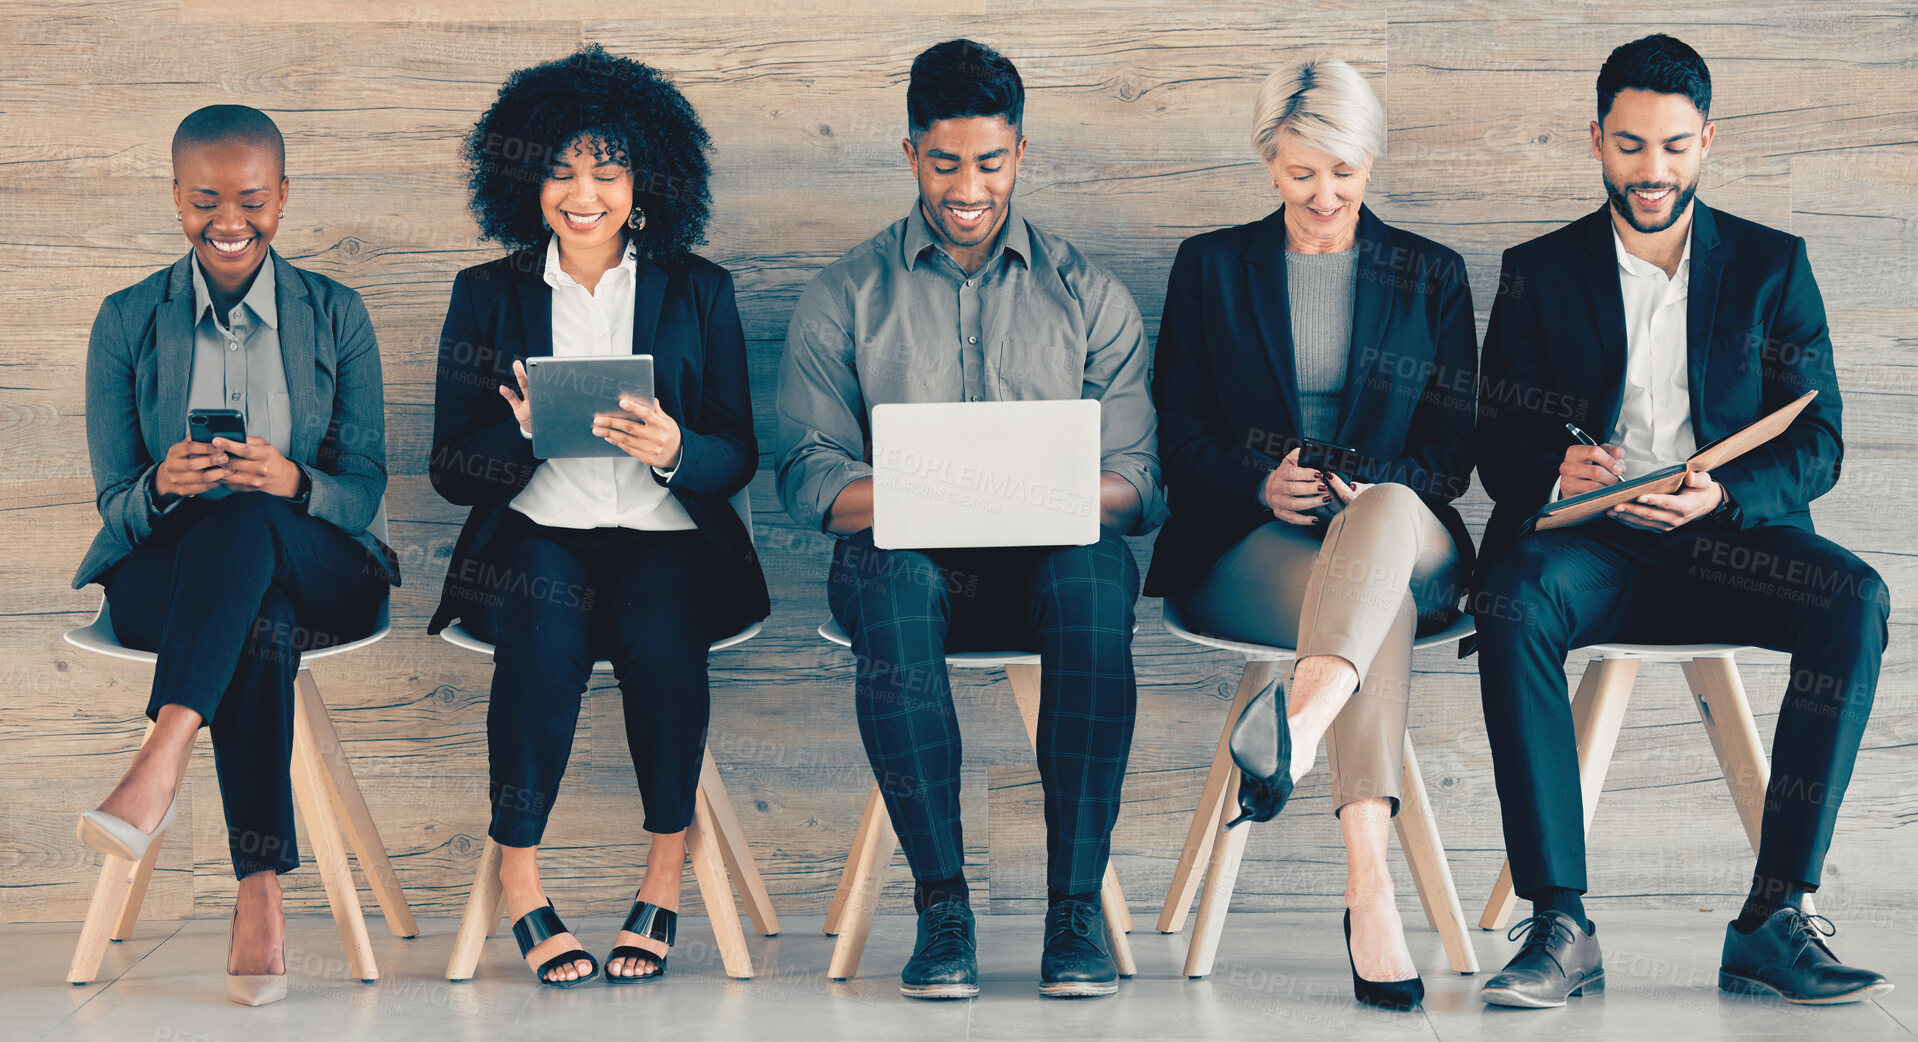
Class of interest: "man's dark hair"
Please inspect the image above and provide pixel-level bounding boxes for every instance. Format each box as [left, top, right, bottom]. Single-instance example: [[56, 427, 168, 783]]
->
[[171, 105, 286, 172], [907, 39, 1024, 139], [1596, 34, 1711, 124]]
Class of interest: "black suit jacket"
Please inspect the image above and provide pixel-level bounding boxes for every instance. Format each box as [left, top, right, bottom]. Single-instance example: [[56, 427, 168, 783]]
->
[[427, 241, 770, 638], [1144, 205, 1479, 600], [1475, 202, 1843, 570]]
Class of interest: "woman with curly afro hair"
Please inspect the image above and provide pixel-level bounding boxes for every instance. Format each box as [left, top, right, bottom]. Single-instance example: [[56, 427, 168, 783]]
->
[[428, 44, 769, 988]]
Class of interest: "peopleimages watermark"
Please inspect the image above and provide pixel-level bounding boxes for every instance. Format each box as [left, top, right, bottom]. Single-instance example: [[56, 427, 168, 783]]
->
[[871, 444, 1094, 518]]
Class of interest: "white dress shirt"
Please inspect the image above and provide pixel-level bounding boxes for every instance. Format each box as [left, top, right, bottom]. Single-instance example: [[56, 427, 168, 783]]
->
[[1552, 223, 1697, 499], [510, 237, 695, 530]]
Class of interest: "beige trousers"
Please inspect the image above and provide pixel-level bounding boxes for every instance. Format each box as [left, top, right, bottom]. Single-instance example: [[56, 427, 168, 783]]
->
[[1179, 483, 1462, 815]]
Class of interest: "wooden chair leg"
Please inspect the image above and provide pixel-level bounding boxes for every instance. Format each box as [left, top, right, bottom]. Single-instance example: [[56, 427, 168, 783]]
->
[[445, 837, 503, 981], [296, 673, 418, 939], [291, 689, 379, 982], [688, 786, 755, 979], [1104, 865, 1135, 935], [698, 746, 780, 937], [1183, 780, 1251, 978], [108, 720, 177, 944], [1480, 655, 1640, 931], [1392, 735, 1478, 974], [1100, 864, 1137, 977], [71, 719, 180, 983], [1006, 662, 1136, 938], [70, 852, 146, 984], [1683, 655, 1816, 916], [825, 785, 885, 937], [828, 784, 898, 981], [1158, 659, 1276, 934]]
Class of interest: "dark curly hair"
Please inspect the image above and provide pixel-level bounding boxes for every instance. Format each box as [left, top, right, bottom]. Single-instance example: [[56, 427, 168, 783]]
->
[[463, 44, 713, 258]]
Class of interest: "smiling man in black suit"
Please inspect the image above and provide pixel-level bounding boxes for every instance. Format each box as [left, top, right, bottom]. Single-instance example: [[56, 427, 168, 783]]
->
[[1471, 34, 1892, 1009]]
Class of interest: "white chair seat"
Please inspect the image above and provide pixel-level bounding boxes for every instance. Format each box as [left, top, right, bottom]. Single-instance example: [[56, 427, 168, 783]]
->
[[816, 619, 1037, 667], [441, 618, 763, 667], [1579, 641, 1751, 661], [1160, 600, 1476, 661], [66, 597, 391, 668]]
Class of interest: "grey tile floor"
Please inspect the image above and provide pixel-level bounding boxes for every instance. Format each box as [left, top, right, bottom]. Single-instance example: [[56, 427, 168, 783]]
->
[[10, 908, 1913, 1041]]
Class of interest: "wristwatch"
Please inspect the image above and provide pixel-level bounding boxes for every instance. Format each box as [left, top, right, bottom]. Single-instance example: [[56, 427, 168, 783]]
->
[[1709, 483, 1739, 522], [288, 468, 312, 509]]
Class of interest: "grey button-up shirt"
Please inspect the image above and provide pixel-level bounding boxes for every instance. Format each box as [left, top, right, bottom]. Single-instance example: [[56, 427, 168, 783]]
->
[[776, 204, 1165, 536], [186, 252, 293, 501]]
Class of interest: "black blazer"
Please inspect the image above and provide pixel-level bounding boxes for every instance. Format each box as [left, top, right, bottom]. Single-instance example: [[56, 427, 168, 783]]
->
[[1144, 205, 1479, 601], [427, 241, 770, 638], [1475, 203, 1843, 569]]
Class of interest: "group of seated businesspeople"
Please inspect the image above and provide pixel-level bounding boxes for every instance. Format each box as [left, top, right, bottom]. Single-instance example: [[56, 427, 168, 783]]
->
[[70, 31, 1888, 1012]]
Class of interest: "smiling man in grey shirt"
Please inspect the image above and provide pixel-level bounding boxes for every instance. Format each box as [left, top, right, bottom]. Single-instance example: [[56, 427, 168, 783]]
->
[[775, 39, 1162, 1003]]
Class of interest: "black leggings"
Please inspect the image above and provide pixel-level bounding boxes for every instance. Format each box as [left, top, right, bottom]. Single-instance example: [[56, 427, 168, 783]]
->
[[466, 511, 713, 847], [103, 494, 386, 879]]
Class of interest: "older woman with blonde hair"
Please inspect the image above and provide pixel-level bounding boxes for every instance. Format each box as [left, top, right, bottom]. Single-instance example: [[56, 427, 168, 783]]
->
[[1144, 58, 1478, 1009]]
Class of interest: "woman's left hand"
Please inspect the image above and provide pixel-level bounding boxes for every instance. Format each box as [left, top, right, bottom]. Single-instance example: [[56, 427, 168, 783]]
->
[[213, 436, 303, 498], [593, 398, 683, 470], [1327, 472, 1370, 504]]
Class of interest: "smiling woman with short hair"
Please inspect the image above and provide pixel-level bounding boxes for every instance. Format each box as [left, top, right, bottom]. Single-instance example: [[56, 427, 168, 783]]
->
[[1145, 58, 1480, 1010], [428, 43, 768, 989], [74, 103, 399, 1008]]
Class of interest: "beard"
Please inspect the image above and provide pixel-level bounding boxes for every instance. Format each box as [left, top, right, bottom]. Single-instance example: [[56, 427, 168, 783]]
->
[[1604, 168, 1700, 234]]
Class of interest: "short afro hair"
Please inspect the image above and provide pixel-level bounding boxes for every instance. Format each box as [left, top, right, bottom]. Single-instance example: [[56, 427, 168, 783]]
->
[[907, 39, 1024, 139], [463, 44, 713, 258], [1597, 34, 1711, 124], [172, 105, 285, 174]]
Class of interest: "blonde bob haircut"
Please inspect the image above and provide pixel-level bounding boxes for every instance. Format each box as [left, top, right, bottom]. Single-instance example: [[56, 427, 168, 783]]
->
[[1251, 58, 1386, 170]]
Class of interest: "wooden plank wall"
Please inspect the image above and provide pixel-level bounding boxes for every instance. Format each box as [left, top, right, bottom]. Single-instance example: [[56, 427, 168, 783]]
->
[[3, 0, 1914, 927]]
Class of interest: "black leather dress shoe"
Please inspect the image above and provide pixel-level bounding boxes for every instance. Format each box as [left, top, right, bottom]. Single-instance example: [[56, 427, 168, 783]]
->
[[1478, 912, 1604, 1008], [900, 901, 979, 1000], [1039, 899, 1119, 998], [1720, 908, 1892, 1005]]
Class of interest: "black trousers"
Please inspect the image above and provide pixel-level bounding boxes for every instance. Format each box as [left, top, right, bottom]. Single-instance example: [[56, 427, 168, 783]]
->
[[827, 527, 1140, 896], [102, 494, 386, 879], [1475, 519, 1889, 896], [466, 511, 712, 847]]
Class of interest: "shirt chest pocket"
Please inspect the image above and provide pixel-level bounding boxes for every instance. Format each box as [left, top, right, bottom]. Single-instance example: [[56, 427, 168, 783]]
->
[[991, 337, 1081, 399]]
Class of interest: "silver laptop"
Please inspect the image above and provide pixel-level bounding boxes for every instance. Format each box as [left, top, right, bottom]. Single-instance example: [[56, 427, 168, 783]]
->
[[871, 400, 1101, 549], [526, 355, 653, 459]]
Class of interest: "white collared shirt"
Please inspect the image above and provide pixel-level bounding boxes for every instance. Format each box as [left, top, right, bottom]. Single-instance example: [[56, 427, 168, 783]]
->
[[1608, 224, 1697, 477], [510, 237, 695, 530], [1553, 223, 1698, 499]]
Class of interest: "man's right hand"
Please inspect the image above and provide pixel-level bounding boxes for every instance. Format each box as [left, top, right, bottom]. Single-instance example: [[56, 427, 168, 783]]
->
[[1559, 444, 1626, 498], [155, 437, 230, 498]]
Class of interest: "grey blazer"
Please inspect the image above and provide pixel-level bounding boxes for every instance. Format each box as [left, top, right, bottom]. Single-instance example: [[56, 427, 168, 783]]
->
[[74, 251, 400, 589]]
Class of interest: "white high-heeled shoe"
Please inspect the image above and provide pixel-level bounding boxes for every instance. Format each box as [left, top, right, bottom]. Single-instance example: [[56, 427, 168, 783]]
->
[[77, 788, 178, 861], [225, 910, 287, 1007]]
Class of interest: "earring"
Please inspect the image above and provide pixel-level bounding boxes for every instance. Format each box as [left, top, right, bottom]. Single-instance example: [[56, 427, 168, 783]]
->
[[277, 210, 285, 219], [628, 207, 646, 233]]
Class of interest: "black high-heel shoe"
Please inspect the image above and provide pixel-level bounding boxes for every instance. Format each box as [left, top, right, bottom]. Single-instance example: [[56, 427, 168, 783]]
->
[[606, 898, 676, 984], [1224, 675, 1293, 828], [512, 901, 599, 988], [1344, 909, 1424, 1010]]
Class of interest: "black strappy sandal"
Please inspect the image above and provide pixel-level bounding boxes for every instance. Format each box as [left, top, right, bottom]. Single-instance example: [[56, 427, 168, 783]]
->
[[512, 901, 599, 988], [606, 898, 676, 985]]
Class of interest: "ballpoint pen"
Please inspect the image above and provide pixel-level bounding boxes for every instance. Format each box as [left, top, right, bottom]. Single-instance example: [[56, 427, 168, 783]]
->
[[1564, 423, 1599, 446]]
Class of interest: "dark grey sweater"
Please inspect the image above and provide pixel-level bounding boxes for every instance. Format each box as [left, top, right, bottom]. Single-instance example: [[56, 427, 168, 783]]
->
[[1286, 248, 1358, 441]]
